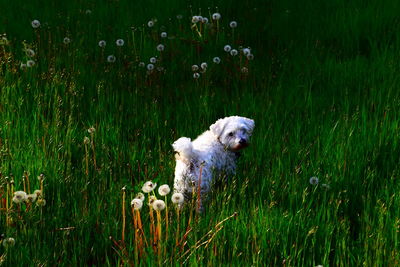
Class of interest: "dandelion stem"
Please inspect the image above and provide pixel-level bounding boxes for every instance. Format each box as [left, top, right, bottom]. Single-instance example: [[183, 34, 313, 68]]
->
[[121, 189, 126, 245]]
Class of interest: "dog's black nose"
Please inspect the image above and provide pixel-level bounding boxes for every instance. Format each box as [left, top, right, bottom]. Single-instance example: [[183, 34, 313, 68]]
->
[[239, 138, 247, 144]]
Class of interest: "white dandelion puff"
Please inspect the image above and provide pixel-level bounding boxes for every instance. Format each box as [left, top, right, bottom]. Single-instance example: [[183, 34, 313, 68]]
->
[[152, 199, 166, 211], [242, 48, 251, 56], [138, 62, 145, 67], [12, 191, 27, 204], [212, 13, 221, 20], [142, 181, 157, 193], [158, 184, 171, 196], [192, 16, 200, 23], [160, 32, 167, 38], [26, 60, 35, 67], [147, 63, 154, 71], [229, 21, 238, 28], [147, 20, 154, 27], [2, 238, 15, 248], [309, 176, 319, 185], [26, 194, 37, 203], [193, 72, 200, 79], [224, 45, 232, 52], [171, 193, 184, 204], [148, 195, 157, 206], [36, 198, 46, 207], [202, 17, 209, 24], [107, 55, 116, 63], [200, 62, 208, 69], [85, 9, 92, 15], [98, 40, 106, 47], [156, 44, 165, 51], [149, 57, 157, 63], [25, 49, 35, 57], [241, 67, 248, 73], [33, 189, 42, 197], [83, 136, 90, 144], [136, 192, 145, 201], [31, 19, 41, 29], [230, 49, 238, 56], [88, 127, 96, 133], [63, 37, 71, 44], [20, 63, 27, 70], [192, 64, 199, 71], [213, 57, 221, 64], [116, 39, 124, 46], [131, 198, 143, 210], [247, 54, 254, 60]]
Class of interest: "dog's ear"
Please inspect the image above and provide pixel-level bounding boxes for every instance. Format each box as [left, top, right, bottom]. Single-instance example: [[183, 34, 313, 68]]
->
[[210, 118, 228, 137], [242, 118, 255, 134]]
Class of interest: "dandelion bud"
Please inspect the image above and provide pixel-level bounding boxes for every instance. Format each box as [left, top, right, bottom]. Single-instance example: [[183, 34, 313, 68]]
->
[[63, 37, 71, 44], [31, 19, 41, 29], [107, 55, 116, 63], [149, 57, 157, 63], [212, 13, 221, 20], [160, 32, 167, 38], [131, 198, 143, 210], [116, 39, 124, 46], [156, 44, 165, 51], [171, 193, 184, 204], [152, 199, 166, 211], [213, 57, 221, 64], [148, 195, 157, 206], [158, 184, 171, 196], [229, 21, 238, 28], [224, 45, 232, 52], [230, 49, 238, 56], [98, 40, 106, 48]]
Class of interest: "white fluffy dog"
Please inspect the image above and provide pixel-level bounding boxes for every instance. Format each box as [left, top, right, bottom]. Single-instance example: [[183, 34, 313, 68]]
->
[[172, 116, 255, 208]]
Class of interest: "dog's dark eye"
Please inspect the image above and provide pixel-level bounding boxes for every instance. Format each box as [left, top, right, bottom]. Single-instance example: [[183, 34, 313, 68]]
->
[[228, 132, 234, 137]]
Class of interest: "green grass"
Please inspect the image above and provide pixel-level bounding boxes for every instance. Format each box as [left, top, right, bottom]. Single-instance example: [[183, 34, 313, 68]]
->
[[1, 0, 400, 265]]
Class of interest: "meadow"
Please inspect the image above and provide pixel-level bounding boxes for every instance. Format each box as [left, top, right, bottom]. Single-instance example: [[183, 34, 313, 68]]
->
[[1, 0, 400, 265]]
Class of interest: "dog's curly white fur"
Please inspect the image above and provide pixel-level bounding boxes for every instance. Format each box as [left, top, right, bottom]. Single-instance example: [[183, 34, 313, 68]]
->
[[172, 116, 255, 208]]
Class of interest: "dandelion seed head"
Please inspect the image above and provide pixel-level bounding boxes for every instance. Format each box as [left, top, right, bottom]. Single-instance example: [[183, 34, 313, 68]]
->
[[2, 238, 15, 248], [242, 48, 251, 56], [149, 57, 157, 63], [26, 193, 37, 203], [147, 63, 154, 71], [31, 20, 41, 29], [193, 72, 200, 79], [171, 192, 184, 204], [192, 16, 200, 23], [229, 21, 238, 28], [156, 44, 165, 51], [247, 54, 254, 60], [152, 199, 166, 211], [160, 32, 167, 38], [147, 20, 154, 27], [20, 63, 27, 70], [136, 192, 145, 201], [85, 9, 92, 15], [142, 181, 157, 193], [224, 45, 232, 52], [83, 136, 90, 144], [241, 67, 248, 73], [12, 191, 27, 204], [36, 198, 46, 207], [107, 55, 116, 63], [27, 60, 35, 67], [98, 40, 106, 47], [148, 195, 157, 205], [131, 198, 143, 210], [116, 39, 124, 46], [34, 189, 42, 197], [63, 37, 71, 44], [200, 62, 208, 69], [191, 64, 199, 71], [213, 57, 221, 64], [25, 49, 35, 57], [230, 49, 238, 56], [202, 17, 209, 24], [212, 13, 221, 20], [138, 62, 145, 67], [158, 184, 171, 196], [176, 14, 183, 20], [88, 127, 96, 133], [309, 176, 319, 185]]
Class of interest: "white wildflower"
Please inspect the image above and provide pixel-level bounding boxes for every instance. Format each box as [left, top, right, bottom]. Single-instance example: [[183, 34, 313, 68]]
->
[[202, 17, 209, 24], [158, 184, 171, 196], [26, 194, 37, 203]]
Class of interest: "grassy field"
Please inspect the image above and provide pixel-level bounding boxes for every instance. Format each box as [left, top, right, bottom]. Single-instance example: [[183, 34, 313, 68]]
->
[[1, 0, 400, 265]]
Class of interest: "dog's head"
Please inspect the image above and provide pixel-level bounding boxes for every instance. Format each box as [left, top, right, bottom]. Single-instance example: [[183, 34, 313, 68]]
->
[[210, 116, 255, 152]]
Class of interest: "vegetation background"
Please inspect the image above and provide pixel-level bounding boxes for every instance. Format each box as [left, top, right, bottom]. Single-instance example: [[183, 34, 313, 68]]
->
[[0, 0, 400, 265]]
